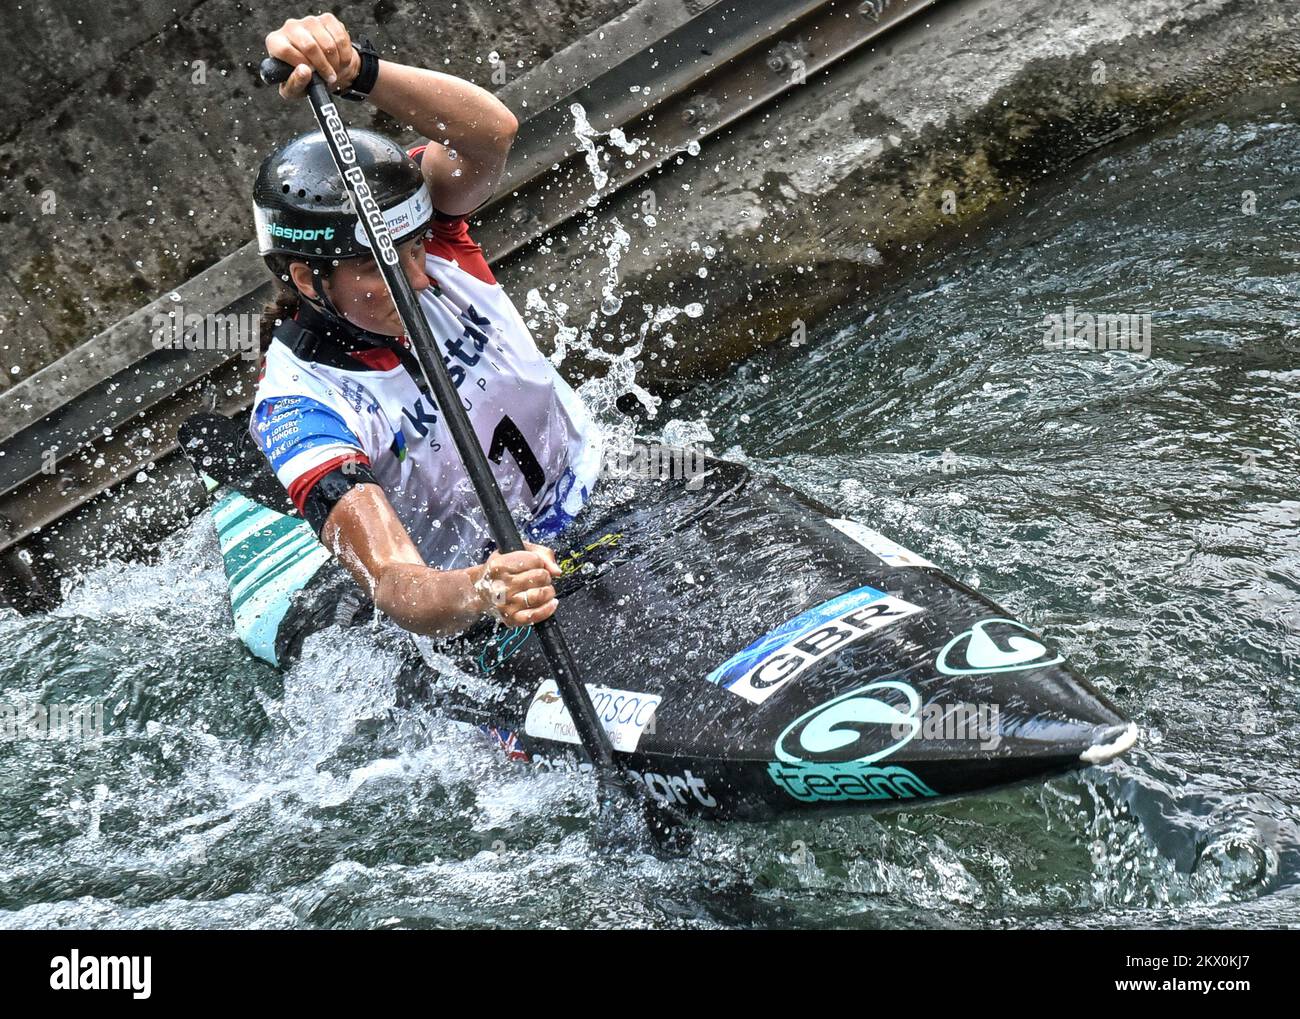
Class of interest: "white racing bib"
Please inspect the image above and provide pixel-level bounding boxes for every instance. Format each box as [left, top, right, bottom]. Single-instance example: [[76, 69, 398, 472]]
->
[[251, 215, 602, 569]]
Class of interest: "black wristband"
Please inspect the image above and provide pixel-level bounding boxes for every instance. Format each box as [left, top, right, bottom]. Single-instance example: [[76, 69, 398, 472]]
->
[[338, 36, 380, 102], [303, 461, 378, 533]]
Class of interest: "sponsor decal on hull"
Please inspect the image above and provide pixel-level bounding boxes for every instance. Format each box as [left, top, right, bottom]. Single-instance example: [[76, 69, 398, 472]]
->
[[767, 762, 937, 803], [707, 586, 923, 704], [524, 680, 660, 753], [529, 753, 717, 809], [767, 680, 938, 803], [631, 767, 717, 808], [936, 617, 1063, 675], [826, 518, 936, 568]]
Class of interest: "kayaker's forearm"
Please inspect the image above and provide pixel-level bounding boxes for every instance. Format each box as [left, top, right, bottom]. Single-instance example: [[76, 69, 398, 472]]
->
[[374, 562, 487, 636], [320, 483, 488, 634], [367, 61, 518, 164]]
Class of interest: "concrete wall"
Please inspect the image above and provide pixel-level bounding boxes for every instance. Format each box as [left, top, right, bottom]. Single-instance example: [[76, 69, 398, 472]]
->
[[0, 0, 643, 388]]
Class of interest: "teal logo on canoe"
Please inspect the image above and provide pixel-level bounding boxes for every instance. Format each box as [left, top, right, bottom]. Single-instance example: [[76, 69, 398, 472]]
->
[[768, 681, 937, 803], [775, 681, 921, 765], [936, 618, 1063, 675], [478, 625, 532, 673], [768, 761, 937, 803]]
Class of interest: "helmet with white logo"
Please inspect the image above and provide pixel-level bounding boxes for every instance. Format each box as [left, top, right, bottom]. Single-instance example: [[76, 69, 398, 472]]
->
[[252, 129, 433, 261]]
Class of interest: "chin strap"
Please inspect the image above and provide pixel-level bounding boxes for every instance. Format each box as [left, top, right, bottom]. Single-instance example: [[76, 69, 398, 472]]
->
[[296, 278, 435, 399], [306, 264, 371, 339], [298, 221, 440, 344]]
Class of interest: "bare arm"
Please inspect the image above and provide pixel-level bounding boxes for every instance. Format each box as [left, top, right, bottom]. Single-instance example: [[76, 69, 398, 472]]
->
[[321, 483, 486, 636], [266, 13, 518, 217], [368, 62, 517, 217], [320, 483, 562, 637]]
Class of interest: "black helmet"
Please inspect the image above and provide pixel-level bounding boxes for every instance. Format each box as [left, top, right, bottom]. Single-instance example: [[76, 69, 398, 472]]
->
[[252, 129, 432, 260]]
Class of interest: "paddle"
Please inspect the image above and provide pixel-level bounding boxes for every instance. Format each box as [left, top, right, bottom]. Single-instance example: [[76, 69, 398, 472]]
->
[[257, 56, 688, 852]]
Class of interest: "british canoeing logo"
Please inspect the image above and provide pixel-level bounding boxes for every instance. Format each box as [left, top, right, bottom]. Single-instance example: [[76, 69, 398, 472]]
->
[[935, 618, 1063, 675], [768, 681, 937, 803]]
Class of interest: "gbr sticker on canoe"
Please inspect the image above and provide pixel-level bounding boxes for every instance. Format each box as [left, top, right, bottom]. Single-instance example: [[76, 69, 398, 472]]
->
[[707, 586, 923, 704], [524, 680, 660, 752]]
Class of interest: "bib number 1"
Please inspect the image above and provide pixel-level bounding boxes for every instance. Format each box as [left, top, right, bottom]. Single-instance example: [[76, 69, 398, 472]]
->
[[488, 414, 545, 496]]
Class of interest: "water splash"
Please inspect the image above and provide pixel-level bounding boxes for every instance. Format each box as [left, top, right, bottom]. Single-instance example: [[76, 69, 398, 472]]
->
[[522, 104, 711, 469]]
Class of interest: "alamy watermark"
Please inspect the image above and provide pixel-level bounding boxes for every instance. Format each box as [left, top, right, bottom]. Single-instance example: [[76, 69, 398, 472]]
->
[[891, 701, 1001, 751], [50, 951, 151, 999], [605, 441, 707, 490], [151, 306, 260, 361], [1042, 306, 1151, 358], [0, 701, 105, 743]]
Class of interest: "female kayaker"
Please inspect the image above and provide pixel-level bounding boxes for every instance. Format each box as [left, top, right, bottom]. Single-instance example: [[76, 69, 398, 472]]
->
[[250, 13, 602, 636]]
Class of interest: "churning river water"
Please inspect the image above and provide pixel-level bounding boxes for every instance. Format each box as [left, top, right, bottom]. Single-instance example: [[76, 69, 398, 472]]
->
[[1, 86, 1298, 930]]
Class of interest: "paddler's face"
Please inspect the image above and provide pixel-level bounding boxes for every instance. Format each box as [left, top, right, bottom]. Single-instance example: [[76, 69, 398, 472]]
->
[[291, 233, 431, 336]]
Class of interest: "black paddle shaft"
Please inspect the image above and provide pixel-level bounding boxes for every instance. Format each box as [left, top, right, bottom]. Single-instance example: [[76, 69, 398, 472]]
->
[[257, 58, 633, 806]]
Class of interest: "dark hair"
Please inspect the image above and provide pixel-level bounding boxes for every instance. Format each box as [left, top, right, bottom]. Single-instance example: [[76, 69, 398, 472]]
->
[[259, 254, 300, 354], [258, 254, 347, 356]]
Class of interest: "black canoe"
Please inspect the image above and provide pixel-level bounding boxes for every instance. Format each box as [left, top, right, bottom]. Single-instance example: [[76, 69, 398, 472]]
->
[[179, 412, 1137, 821]]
